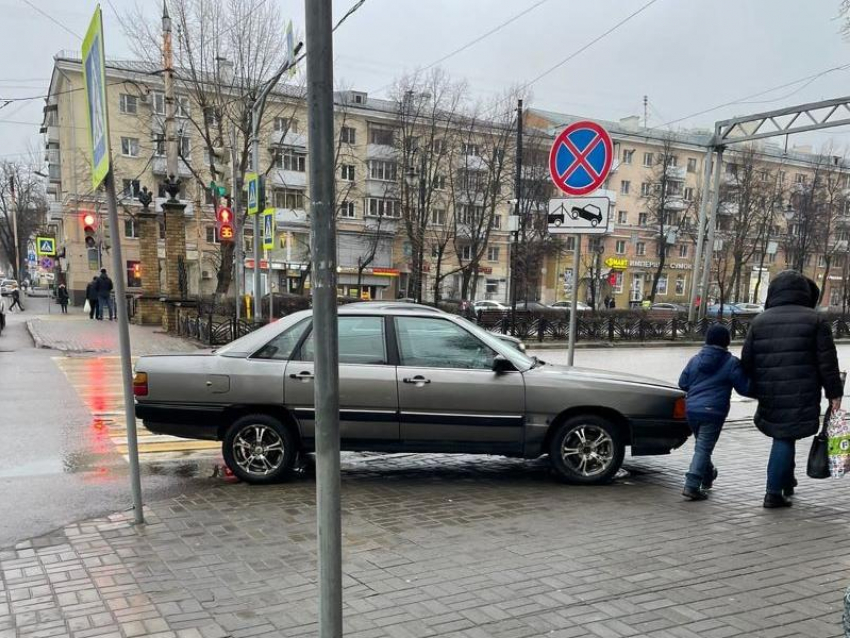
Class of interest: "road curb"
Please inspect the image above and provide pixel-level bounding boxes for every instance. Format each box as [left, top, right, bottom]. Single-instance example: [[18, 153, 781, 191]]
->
[[26, 319, 44, 349]]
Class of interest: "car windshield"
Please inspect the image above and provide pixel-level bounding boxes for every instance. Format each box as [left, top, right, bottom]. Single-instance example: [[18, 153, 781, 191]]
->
[[452, 315, 536, 370]]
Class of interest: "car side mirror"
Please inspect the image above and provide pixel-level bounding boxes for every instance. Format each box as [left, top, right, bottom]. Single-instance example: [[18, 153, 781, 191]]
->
[[492, 355, 515, 374]]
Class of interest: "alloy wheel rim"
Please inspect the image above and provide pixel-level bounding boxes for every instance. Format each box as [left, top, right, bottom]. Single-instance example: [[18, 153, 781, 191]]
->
[[561, 424, 614, 476], [233, 425, 285, 476]]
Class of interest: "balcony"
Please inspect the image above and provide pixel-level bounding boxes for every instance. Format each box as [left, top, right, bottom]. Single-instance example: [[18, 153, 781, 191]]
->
[[48, 164, 61, 183], [663, 197, 686, 212], [366, 143, 397, 160], [268, 130, 307, 149], [45, 125, 59, 144], [269, 169, 307, 189], [666, 165, 686, 180], [152, 156, 193, 179], [274, 207, 310, 228]]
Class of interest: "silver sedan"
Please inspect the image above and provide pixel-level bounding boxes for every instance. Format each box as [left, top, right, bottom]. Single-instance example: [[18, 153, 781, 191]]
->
[[134, 307, 688, 485]]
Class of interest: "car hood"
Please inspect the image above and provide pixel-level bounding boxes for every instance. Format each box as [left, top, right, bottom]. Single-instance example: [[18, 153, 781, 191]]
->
[[528, 362, 680, 393]]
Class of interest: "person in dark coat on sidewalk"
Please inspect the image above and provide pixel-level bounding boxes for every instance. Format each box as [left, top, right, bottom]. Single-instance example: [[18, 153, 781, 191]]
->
[[85, 276, 99, 319], [56, 284, 69, 314], [742, 270, 843, 508], [95, 269, 114, 320], [678, 325, 750, 500]]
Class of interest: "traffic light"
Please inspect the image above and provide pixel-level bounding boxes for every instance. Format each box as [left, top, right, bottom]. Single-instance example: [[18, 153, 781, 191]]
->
[[82, 212, 99, 268], [217, 205, 234, 242]]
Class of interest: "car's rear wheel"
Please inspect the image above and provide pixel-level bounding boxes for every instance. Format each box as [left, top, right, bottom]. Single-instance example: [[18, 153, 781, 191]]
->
[[549, 415, 624, 485], [223, 414, 298, 484]]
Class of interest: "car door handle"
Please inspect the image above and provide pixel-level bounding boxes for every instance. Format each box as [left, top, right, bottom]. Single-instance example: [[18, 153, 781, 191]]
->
[[403, 375, 431, 385], [289, 371, 315, 381]]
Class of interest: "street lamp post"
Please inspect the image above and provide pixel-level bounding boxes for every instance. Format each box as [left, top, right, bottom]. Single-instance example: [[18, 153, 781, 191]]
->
[[405, 154, 426, 302]]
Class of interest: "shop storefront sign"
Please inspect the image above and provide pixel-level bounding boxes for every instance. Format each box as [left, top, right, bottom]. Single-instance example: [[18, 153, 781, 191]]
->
[[604, 257, 628, 270]]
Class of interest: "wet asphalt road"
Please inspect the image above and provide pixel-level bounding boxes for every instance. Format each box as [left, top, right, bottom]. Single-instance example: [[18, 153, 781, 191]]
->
[[0, 296, 213, 549]]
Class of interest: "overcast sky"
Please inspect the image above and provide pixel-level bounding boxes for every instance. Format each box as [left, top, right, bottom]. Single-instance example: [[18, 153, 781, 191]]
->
[[2, 0, 850, 164]]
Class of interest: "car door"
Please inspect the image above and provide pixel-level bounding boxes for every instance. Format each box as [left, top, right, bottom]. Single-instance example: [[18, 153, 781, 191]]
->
[[284, 315, 399, 449], [393, 315, 525, 454]]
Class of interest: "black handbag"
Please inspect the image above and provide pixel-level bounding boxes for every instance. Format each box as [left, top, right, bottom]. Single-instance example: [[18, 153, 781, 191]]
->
[[807, 409, 831, 479]]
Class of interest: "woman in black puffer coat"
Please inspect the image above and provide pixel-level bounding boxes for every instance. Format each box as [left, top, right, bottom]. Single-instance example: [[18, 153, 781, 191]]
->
[[741, 270, 843, 508]]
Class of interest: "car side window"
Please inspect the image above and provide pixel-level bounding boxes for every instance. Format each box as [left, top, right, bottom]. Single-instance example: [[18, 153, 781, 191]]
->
[[298, 316, 387, 365], [252, 319, 309, 360], [396, 317, 496, 370]]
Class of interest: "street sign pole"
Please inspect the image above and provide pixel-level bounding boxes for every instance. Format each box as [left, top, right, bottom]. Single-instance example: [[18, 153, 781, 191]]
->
[[567, 235, 581, 367]]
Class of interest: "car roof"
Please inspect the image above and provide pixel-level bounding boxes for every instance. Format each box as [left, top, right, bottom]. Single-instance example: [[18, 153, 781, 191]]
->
[[343, 301, 444, 313]]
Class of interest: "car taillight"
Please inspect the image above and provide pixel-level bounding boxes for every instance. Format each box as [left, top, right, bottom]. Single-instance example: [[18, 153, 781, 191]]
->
[[673, 397, 687, 420], [133, 372, 148, 397]]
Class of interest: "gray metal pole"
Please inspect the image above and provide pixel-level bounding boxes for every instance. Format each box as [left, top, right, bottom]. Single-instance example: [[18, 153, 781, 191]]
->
[[104, 170, 144, 524], [231, 122, 242, 322], [699, 150, 724, 320], [687, 148, 714, 323], [305, 0, 342, 636], [567, 235, 581, 367], [251, 110, 262, 321]]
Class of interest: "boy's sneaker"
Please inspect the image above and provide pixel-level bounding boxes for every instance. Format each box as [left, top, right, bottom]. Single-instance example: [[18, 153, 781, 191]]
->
[[682, 486, 708, 501], [702, 468, 719, 490]]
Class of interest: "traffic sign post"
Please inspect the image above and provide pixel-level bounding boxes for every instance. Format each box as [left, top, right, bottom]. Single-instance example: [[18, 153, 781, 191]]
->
[[549, 120, 613, 196], [81, 5, 144, 525], [36, 236, 56, 256]]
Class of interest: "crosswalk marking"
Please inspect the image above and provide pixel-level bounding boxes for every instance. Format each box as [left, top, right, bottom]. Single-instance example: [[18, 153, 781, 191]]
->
[[55, 356, 220, 464]]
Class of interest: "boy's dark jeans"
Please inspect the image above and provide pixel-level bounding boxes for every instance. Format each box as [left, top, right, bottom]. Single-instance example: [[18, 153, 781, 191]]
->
[[685, 420, 723, 490]]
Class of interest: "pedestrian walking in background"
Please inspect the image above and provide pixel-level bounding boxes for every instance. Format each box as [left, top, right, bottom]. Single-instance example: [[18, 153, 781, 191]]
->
[[56, 284, 69, 314], [742, 270, 843, 508], [95, 268, 114, 321], [85, 276, 99, 319], [678, 325, 750, 501], [8, 288, 23, 312]]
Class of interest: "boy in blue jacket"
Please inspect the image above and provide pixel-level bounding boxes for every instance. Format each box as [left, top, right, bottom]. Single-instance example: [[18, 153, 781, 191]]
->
[[679, 325, 750, 501]]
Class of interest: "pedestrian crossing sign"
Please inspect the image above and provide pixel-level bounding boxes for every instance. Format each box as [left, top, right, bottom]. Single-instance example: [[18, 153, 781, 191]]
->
[[246, 172, 259, 215], [36, 236, 56, 256], [262, 209, 274, 250]]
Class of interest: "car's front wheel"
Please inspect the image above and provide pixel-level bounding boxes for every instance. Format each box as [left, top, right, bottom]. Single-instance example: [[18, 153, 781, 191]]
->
[[549, 415, 625, 484], [223, 414, 298, 484]]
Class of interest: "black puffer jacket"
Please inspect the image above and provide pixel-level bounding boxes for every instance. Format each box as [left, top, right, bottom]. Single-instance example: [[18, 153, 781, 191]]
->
[[741, 270, 843, 440]]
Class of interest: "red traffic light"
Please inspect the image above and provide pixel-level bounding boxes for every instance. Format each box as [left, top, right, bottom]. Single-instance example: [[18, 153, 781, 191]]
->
[[217, 206, 233, 223], [82, 212, 96, 226]]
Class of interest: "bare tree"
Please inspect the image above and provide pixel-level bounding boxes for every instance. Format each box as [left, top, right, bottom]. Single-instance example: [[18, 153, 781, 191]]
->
[[783, 158, 828, 275], [811, 152, 849, 302], [0, 161, 47, 281]]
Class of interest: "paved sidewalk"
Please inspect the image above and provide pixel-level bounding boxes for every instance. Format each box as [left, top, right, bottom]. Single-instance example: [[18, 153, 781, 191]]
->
[[27, 316, 198, 356], [2, 425, 849, 638]]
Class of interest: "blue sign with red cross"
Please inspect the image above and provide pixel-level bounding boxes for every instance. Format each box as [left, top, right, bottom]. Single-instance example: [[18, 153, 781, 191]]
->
[[548, 120, 614, 196]]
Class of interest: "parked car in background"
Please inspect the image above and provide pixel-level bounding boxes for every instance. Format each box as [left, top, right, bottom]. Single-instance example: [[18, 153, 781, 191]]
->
[[437, 298, 474, 314], [0, 279, 17, 297], [734, 302, 764, 314], [549, 300, 591, 311], [704, 303, 742, 317], [516, 301, 556, 312], [134, 307, 689, 486], [649, 302, 688, 314], [474, 300, 508, 313]]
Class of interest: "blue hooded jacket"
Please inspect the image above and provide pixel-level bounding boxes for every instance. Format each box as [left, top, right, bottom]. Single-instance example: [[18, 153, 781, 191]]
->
[[678, 345, 750, 424]]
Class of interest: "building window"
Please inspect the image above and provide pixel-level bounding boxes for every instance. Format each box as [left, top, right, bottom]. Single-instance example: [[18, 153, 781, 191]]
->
[[120, 137, 139, 157], [678, 244, 688, 258], [434, 174, 447, 190], [366, 198, 401, 218], [620, 180, 631, 195], [636, 242, 646, 256], [612, 271, 624, 294], [668, 155, 678, 167], [687, 157, 697, 173], [369, 126, 395, 147], [339, 201, 355, 218], [565, 236, 576, 251], [340, 164, 355, 181], [617, 210, 628, 224], [176, 96, 190, 117], [487, 246, 500, 262], [622, 149, 634, 164], [491, 215, 501, 230], [641, 182, 652, 197], [126, 261, 142, 288], [818, 254, 826, 268], [683, 186, 695, 201], [431, 245, 440, 258], [275, 150, 306, 172], [657, 274, 668, 295], [123, 219, 139, 238], [675, 274, 686, 295], [458, 204, 484, 225], [368, 160, 398, 181], [274, 117, 298, 133], [638, 212, 648, 226], [119, 94, 137, 114], [340, 126, 356, 144], [462, 142, 481, 157], [795, 173, 806, 184], [274, 188, 305, 210], [433, 138, 447, 154], [615, 240, 626, 255], [122, 179, 141, 199], [206, 226, 220, 244], [152, 92, 165, 115], [643, 152, 653, 167], [460, 245, 472, 260], [485, 279, 499, 295], [779, 170, 786, 183], [430, 208, 446, 225]]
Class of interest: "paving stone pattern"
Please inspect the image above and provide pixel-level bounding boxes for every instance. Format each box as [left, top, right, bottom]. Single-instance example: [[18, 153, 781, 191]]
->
[[2, 425, 849, 638]]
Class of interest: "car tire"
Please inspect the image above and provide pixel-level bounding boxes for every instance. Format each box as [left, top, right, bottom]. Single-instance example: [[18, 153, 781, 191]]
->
[[223, 414, 298, 484], [549, 414, 625, 485]]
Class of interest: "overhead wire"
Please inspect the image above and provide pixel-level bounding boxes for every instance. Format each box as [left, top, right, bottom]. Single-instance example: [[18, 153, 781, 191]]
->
[[18, 0, 83, 40]]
